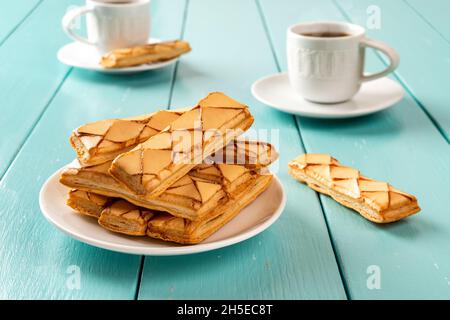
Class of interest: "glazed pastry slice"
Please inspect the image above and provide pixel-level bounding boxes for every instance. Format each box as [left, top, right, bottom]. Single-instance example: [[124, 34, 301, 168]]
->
[[288, 154, 421, 223], [100, 40, 191, 69], [66, 189, 110, 218], [109, 92, 254, 197], [71, 108, 190, 167], [69, 174, 273, 244], [98, 200, 155, 236], [146, 174, 273, 244]]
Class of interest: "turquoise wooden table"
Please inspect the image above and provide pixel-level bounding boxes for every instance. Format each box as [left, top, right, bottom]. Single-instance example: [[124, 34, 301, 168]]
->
[[0, 0, 449, 300]]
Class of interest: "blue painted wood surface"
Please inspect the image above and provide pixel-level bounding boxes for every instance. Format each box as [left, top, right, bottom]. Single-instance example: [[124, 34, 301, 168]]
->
[[405, 0, 450, 42], [0, 0, 448, 299]]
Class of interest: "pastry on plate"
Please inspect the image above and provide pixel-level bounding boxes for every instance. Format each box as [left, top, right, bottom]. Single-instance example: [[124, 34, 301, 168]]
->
[[98, 200, 155, 236], [109, 92, 254, 197], [100, 40, 191, 69], [288, 154, 420, 223], [146, 174, 273, 244], [68, 174, 273, 244], [66, 189, 110, 218], [72, 103, 275, 168], [70, 108, 190, 167]]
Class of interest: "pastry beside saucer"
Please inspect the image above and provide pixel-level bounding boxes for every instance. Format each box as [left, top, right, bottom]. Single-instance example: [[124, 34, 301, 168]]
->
[[57, 38, 181, 74], [100, 40, 191, 69]]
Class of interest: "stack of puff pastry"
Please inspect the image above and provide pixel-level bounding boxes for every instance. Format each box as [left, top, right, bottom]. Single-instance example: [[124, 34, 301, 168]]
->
[[60, 92, 278, 244]]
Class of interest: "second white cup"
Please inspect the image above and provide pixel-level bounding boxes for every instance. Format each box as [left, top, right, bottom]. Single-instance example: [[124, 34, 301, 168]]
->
[[62, 0, 150, 54], [286, 21, 399, 104]]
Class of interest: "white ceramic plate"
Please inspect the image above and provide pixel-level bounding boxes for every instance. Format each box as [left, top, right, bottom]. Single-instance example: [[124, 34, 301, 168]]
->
[[39, 166, 286, 256], [251, 72, 405, 119], [57, 38, 178, 74]]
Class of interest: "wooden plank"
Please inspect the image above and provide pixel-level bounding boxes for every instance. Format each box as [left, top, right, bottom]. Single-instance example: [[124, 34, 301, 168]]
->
[[138, 0, 346, 300], [260, 0, 450, 299], [0, 0, 187, 299], [0, 0, 77, 177], [0, 0, 41, 45], [336, 0, 450, 141], [405, 0, 450, 42]]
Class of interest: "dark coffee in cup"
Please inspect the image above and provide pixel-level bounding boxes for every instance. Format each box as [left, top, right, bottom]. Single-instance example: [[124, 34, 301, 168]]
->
[[300, 32, 350, 38]]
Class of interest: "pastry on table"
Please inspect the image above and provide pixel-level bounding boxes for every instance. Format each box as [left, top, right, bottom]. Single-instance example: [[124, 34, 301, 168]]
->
[[70, 108, 190, 167], [100, 40, 191, 69], [288, 154, 420, 223], [67, 174, 273, 244], [60, 150, 275, 221], [109, 92, 254, 198]]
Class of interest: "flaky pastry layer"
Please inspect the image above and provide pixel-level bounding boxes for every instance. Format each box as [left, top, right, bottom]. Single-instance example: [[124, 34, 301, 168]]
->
[[68, 174, 273, 244], [60, 159, 266, 221]]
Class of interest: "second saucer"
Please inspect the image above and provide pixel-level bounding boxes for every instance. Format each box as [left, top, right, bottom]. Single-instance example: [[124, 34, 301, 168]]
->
[[251, 73, 405, 119]]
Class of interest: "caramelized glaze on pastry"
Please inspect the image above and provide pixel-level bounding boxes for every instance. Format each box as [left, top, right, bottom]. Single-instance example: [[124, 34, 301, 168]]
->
[[109, 92, 254, 197], [70, 108, 190, 167]]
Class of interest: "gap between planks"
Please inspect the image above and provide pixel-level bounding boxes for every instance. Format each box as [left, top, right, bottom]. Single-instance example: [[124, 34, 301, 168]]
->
[[0, 68, 73, 183], [403, 0, 450, 46], [134, 0, 191, 300], [255, 0, 351, 300], [0, 0, 44, 49]]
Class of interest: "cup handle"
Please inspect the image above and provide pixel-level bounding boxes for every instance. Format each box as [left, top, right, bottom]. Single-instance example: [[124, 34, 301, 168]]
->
[[360, 37, 399, 82], [62, 6, 96, 46]]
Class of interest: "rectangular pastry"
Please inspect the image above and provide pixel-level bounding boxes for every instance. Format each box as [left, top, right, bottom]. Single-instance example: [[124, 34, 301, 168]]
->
[[288, 154, 420, 223], [71, 107, 274, 169], [109, 92, 254, 197], [100, 40, 191, 69], [70, 108, 190, 167], [67, 174, 273, 244], [61, 159, 268, 221]]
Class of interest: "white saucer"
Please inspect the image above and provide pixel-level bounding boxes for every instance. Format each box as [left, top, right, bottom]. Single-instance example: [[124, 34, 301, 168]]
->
[[57, 38, 178, 74], [39, 166, 286, 256], [251, 73, 404, 119]]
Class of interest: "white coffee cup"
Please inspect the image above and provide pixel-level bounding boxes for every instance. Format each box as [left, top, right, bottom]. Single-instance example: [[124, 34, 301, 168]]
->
[[62, 0, 150, 54], [286, 21, 399, 103]]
